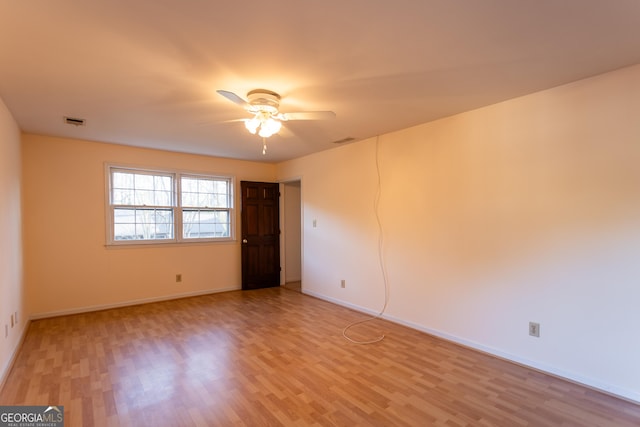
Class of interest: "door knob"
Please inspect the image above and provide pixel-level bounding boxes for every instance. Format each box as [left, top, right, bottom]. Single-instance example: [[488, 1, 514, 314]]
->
[[242, 239, 248, 243]]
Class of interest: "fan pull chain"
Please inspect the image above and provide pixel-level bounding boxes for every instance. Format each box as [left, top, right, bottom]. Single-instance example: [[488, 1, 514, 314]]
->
[[262, 138, 267, 155]]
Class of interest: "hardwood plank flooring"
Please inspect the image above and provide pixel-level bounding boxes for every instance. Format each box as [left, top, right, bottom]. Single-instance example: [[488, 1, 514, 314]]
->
[[282, 281, 302, 293], [1, 288, 639, 426]]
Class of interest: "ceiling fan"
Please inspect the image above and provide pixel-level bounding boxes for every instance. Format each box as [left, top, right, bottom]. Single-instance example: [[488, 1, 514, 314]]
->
[[217, 89, 336, 154]]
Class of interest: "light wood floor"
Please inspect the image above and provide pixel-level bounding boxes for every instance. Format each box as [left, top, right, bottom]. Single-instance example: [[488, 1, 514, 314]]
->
[[1, 288, 639, 426], [282, 281, 302, 292]]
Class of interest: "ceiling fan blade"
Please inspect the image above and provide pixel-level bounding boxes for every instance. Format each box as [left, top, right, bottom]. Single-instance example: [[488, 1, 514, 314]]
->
[[277, 125, 295, 138], [196, 117, 247, 126], [222, 118, 248, 123], [279, 111, 336, 121], [216, 90, 251, 109]]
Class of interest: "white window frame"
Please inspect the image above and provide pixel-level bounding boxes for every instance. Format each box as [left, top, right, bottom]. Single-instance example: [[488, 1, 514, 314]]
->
[[105, 164, 235, 246]]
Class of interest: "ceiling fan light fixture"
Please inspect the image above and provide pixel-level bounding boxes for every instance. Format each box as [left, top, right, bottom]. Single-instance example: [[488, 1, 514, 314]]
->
[[254, 104, 279, 115], [244, 112, 282, 138], [259, 117, 281, 137], [245, 115, 261, 134], [218, 88, 336, 154], [247, 89, 280, 110]]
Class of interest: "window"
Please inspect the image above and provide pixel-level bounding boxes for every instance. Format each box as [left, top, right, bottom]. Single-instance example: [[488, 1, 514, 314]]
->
[[111, 170, 175, 241], [181, 176, 232, 239], [107, 166, 233, 245]]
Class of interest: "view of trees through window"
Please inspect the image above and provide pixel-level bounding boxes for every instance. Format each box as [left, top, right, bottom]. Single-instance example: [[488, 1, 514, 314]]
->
[[181, 176, 231, 239], [108, 167, 232, 244]]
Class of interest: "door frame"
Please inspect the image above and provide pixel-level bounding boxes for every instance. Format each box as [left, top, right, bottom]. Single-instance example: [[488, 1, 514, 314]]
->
[[279, 177, 303, 290]]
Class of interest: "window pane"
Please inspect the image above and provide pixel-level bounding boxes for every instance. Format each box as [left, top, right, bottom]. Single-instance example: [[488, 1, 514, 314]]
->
[[199, 179, 214, 193], [155, 175, 172, 191], [112, 170, 174, 207], [214, 181, 227, 193], [182, 209, 199, 238], [134, 190, 153, 205], [215, 194, 228, 208], [181, 192, 198, 207], [183, 223, 199, 238], [113, 172, 133, 188], [112, 189, 133, 205], [199, 210, 216, 221], [181, 178, 197, 192], [135, 174, 154, 190], [154, 209, 173, 239], [114, 207, 173, 240], [155, 190, 172, 206], [114, 208, 135, 223], [114, 223, 137, 240], [182, 208, 230, 239], [181, 176, 230, 208]]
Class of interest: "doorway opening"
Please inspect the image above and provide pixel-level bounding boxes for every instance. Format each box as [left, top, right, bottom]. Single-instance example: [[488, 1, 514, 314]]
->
[[281, 180, 302, 292]]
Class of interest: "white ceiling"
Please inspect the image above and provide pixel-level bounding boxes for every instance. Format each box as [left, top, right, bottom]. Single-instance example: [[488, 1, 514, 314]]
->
[[2, 1, 640, 163]]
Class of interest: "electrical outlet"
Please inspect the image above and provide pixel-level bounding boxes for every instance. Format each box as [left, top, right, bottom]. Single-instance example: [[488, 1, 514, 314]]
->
[[341, 279, 346, 288], [176, 274, 182, 283], [313, 219, 317, 228], [529, 322, 540, 337], [10, 314, 14, 328]]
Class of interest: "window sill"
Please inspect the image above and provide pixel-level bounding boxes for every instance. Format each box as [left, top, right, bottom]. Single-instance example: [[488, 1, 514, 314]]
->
[[105, 238, 237, 249]]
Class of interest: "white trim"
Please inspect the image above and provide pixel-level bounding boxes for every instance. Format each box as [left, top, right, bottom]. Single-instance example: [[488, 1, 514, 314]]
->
[[278, 175, 304, 290], [303, 289, 640, 405], [0, 319, 30, 392], [279, 182, 286, 285], [29, 287, 240, 320]]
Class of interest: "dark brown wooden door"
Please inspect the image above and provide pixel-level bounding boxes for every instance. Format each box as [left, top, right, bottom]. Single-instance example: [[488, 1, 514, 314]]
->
[[241, 181, 280, 290]]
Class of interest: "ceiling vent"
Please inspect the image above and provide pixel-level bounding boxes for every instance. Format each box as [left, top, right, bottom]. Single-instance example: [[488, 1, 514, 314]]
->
[[64, 116, 86, 126], [332, 137, 355, 144]]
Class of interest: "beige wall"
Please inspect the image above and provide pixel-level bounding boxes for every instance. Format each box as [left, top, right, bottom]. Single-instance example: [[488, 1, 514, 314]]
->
[[22, 135, 276, 317], [0, 97, 24, 385], [277, 64, 640, 402]]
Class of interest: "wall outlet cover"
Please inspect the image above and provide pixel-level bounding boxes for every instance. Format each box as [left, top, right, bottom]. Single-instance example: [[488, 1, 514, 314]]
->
[[529, 322, 540, 337]]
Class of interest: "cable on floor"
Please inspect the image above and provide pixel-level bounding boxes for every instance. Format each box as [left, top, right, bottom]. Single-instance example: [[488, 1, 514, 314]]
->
[[342, 135, 390, 344]]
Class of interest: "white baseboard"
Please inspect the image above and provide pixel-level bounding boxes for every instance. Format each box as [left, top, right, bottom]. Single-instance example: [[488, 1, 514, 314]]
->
[[303, 289, 640, 405], [0, 319, 30, 392], [30, 286, 240, 320]]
